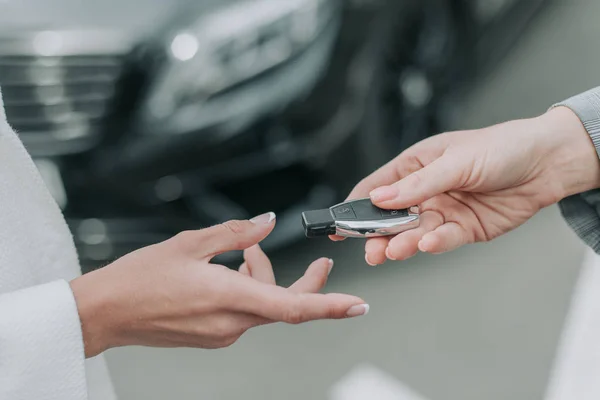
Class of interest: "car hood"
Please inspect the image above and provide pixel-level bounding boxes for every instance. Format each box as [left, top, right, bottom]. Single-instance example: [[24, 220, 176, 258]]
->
[[0, 0, 232, 43]]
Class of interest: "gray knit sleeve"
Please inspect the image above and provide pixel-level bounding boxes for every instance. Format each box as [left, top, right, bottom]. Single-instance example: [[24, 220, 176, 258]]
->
[[552, 87, 600, 254]]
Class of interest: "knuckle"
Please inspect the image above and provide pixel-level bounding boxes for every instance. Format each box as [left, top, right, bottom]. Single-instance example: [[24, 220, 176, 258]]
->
[[325, 304, 339, 319], [283, 306, 304, 325], [405, 153, 422, 167], [409, 171, 424, 188], [173, 230, 201, 251], [222, 220, 247, 235]]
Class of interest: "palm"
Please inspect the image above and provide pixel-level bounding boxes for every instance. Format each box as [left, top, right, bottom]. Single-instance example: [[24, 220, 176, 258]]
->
[[422, 189, 540, 244], [359, 186, 544, 264]]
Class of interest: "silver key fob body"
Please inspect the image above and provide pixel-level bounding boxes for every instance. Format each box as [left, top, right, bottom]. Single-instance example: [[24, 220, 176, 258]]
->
[[302, 198, 420, 238]]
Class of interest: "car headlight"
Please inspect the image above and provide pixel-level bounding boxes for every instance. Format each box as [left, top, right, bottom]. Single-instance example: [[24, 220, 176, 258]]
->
[[139, 0, 339, 134]]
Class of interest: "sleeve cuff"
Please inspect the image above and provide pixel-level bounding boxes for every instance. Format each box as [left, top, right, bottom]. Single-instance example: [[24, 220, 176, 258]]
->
[[551, 87, 600, 159], [558, 194, 600, 254], [550, 88, 600, 253], [0, 280, 88, 400]]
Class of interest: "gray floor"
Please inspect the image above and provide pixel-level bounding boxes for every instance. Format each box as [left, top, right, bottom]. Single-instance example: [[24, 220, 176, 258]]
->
[[105, 1, 600, 399]]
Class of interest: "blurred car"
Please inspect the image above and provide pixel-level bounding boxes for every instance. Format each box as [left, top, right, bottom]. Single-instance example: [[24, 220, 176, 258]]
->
[[0, 0, 547, 268]]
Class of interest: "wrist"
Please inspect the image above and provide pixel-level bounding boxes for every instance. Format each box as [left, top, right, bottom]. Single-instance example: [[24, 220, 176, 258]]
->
[[70, 269, 122, 358], [536, 106, 600, 201]]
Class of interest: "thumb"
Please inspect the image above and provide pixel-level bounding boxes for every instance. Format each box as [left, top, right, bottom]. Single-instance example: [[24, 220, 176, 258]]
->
[[175, 212, 276, 260], [369, 155, 463, 209]]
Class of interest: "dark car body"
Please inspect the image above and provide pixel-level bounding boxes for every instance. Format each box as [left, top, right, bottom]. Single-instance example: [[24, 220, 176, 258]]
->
[[0, 0, 547, 268]]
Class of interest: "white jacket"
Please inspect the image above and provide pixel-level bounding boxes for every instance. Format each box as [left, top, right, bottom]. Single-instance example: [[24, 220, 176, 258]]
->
[[0, 90, 116, 399]]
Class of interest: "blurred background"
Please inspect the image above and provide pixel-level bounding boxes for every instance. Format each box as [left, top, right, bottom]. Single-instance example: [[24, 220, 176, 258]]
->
[[0, 0, 597, 398]]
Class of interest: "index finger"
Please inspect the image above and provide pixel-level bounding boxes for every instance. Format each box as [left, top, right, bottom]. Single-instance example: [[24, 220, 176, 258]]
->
[[351, 133, 454, 200], [329, 148, 423, 241], [243, 244, 276, 285]]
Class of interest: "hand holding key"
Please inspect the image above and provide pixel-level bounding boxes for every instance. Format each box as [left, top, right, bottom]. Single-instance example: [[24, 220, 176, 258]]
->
[[334, 107, 600, 265]]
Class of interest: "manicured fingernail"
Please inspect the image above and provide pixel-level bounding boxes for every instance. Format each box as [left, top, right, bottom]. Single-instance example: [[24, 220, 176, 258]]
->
[[365, 254, 376, 267], [250, 212, 276, 224], [346, 304, 370, 318], [327, 259, 334, 275], [419, 235, 436, 253], [370, 186, 397, 202], [385, 247, 396, 261]]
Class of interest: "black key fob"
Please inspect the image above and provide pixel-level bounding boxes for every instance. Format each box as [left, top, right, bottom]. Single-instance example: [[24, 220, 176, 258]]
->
[[301, 198, 420, 238]]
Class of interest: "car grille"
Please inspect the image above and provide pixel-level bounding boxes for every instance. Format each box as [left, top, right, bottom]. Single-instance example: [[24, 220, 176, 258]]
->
[[0, 55, 123, 155]]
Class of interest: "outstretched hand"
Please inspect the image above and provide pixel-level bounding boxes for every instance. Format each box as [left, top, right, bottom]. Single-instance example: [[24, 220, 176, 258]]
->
[[72, 213, 368, 358], [334, 107, 600, 264]]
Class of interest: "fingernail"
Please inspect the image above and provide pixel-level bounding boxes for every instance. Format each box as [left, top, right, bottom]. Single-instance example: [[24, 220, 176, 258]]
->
[[328, 259, 334, 275], [250, 212, 276, 224], [385, 247, 397, 261], [346, 304, 370, 318], [419, 235, 435, 253], [365, 254, 376, 267], [370, 186, 397, 202]]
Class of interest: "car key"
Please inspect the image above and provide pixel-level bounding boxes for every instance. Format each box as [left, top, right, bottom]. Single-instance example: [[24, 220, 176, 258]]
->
[[302, 198, 419, 238]]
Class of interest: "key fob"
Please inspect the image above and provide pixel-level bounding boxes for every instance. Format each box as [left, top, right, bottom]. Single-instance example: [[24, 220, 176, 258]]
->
[[301, 198, 419, 238]]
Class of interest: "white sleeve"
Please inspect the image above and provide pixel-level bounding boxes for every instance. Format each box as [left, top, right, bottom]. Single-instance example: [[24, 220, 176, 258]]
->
[[0, 280, 88, 400]]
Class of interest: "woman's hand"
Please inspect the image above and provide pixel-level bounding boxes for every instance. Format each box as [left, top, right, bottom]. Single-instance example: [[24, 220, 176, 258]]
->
[[337, 107, 600, 264], [71, 213, 368, 358]]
